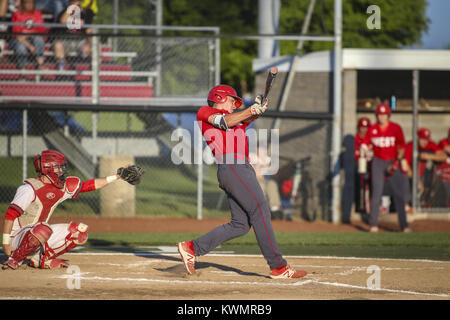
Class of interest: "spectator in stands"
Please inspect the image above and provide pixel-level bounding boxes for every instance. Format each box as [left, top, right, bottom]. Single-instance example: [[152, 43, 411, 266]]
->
[[81, 0, 96, 24], [11, 0, 48, 72], [35, 0, 68, 21], [0, 0, 8, 18], [1, 0, 19, 19], [52, 0, 95, 70]]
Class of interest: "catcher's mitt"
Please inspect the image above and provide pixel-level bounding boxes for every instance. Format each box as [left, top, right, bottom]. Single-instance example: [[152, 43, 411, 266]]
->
[[117, 165, 145, 185]]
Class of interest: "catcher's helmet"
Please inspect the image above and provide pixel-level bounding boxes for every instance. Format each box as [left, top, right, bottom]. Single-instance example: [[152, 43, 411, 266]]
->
[[207, 84, 242, 108], [417, 128, 431, 140], [34, 150, 68, 189], [376, 103, 391, 115], [358, 117, 371, 128]]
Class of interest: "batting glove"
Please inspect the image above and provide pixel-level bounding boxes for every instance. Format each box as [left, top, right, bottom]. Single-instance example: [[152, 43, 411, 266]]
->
[[250, 95, 268, 115]]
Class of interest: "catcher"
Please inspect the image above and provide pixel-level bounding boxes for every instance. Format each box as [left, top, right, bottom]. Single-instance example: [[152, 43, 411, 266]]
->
[[2, 149, 144, 270]]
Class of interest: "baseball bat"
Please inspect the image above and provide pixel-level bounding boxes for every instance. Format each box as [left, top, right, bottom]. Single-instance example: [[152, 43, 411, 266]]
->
[[263, 67, 278, 101]]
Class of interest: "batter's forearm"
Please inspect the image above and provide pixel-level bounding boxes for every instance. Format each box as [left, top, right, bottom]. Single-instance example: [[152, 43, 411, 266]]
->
[[243, 114, 260, 123], [224, 108, 253, 127]]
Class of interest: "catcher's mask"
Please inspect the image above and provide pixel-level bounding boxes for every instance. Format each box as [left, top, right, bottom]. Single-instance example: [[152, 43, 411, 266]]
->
[[34, 150, 68, 189], [207, 84, 243, 108]]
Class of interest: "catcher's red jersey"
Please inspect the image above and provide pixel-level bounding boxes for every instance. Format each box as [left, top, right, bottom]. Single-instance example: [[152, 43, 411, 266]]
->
[[363, 121, 405, 161], [9, 177, 82, 228], [197, 106, 250, 160]]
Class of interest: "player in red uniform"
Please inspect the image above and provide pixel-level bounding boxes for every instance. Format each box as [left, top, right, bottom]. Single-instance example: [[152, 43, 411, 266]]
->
[[404, 128, 447, 179], [177, 84, 307, 279], [361, 104, 411, 232], [436, 129, 450, 207], [2, 150, 134, 270], [403, 128, 446, 210], [354, 117, 372, 214]]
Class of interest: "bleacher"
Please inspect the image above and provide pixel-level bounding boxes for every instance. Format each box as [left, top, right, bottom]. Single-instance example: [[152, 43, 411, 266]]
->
[[0, 38, 155, 103]]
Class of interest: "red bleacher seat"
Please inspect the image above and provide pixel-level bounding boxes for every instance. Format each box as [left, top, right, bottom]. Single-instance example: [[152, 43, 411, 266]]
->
[[41, 63, 56, 81], [73, 64, 132, 81], [101, 46, 111, 63], [0, 63, 19, 80], [0, 83, 153, 98]]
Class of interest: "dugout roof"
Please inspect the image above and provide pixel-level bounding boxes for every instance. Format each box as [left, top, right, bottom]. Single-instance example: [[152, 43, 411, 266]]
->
[[253, 49, 450, 73]]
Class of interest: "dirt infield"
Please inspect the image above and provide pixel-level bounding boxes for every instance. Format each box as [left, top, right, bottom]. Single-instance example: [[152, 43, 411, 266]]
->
[[27, 216, 450, 233], [1, 217, 449, 301], [0, 252, 448, 300]]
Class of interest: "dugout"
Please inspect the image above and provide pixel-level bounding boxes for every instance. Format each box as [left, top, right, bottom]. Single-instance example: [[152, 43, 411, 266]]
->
[[252, 49, 450, 221]]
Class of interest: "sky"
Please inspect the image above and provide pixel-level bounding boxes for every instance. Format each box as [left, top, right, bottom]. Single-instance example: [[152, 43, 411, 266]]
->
[[420, 0, 450, 49]]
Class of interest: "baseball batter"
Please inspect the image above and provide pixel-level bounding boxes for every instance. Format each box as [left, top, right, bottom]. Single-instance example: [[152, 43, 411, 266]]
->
[[177, 84, 307, 279], [361, 104, 411, 233], [2, 149, 144, 270]]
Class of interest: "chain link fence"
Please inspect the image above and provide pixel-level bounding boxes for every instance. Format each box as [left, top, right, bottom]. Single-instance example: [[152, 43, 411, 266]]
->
[[0, 26, 218, 103], [0, 106, 232, 218], [0, 23, 226, 218]]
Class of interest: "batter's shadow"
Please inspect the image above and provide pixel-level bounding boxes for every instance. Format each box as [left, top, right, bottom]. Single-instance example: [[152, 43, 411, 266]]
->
[[140, 253, 266, 278]]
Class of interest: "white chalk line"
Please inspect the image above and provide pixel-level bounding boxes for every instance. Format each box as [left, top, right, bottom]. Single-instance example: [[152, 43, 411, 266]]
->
[[313, 280, 449, 298], [63, 251, 450, 264], [55, 274, 449, 298], [57, 274, 313, 288]]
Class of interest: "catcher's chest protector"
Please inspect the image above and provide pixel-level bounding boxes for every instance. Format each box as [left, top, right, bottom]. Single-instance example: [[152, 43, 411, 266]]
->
[[19, 178, 65, 227]]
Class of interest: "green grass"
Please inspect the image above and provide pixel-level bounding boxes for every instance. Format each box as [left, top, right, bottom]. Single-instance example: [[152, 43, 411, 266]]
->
[[71, 112, 146, 132], [81, 231, 450, 261]]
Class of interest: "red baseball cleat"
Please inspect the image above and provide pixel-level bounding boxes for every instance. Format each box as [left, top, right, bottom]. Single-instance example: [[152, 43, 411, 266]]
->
[[29, 258, 70, 269], [270, 265, 307, 279], [2, 258, 20, 270], [177, 241, 196, 275]]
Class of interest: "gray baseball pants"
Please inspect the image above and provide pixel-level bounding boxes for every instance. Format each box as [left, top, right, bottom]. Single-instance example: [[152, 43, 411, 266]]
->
[[369, 157, 409, 229], [192, 163, 287, 269]]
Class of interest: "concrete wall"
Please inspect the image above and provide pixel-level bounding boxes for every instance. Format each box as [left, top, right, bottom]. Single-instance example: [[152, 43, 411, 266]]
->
[[0, 136, 160, 157], [254, 71, 332, 220]]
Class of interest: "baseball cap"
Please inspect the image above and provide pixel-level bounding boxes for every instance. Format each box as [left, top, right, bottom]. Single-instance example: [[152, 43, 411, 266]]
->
[[417, 128, 431, 140], [358, 117, 371, 128], [439, 138, 450, 149], [376, 103, 391, 115]]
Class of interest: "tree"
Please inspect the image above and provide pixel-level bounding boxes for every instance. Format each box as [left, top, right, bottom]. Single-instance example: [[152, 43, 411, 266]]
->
[[95, 0, 430, 95], [280, 0, 429, 54]]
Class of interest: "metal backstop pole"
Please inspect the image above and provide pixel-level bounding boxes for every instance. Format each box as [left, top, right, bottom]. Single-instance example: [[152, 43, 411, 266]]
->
[[331, 0, 342, 224], [92, 30, 100, 165], [412, 70, 420, 211], [22, 109, 27, 182]]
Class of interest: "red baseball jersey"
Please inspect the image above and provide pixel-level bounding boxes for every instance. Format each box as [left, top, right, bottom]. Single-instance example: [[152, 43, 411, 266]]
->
[[404, 140, 441, 177], [12, 10, 47, 37], [436, 158, 450, 183], [354, 132, 365, 160], [197, 106, 250, 161], [8, 177, 82, 228], [363, 121, 405, 161]]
